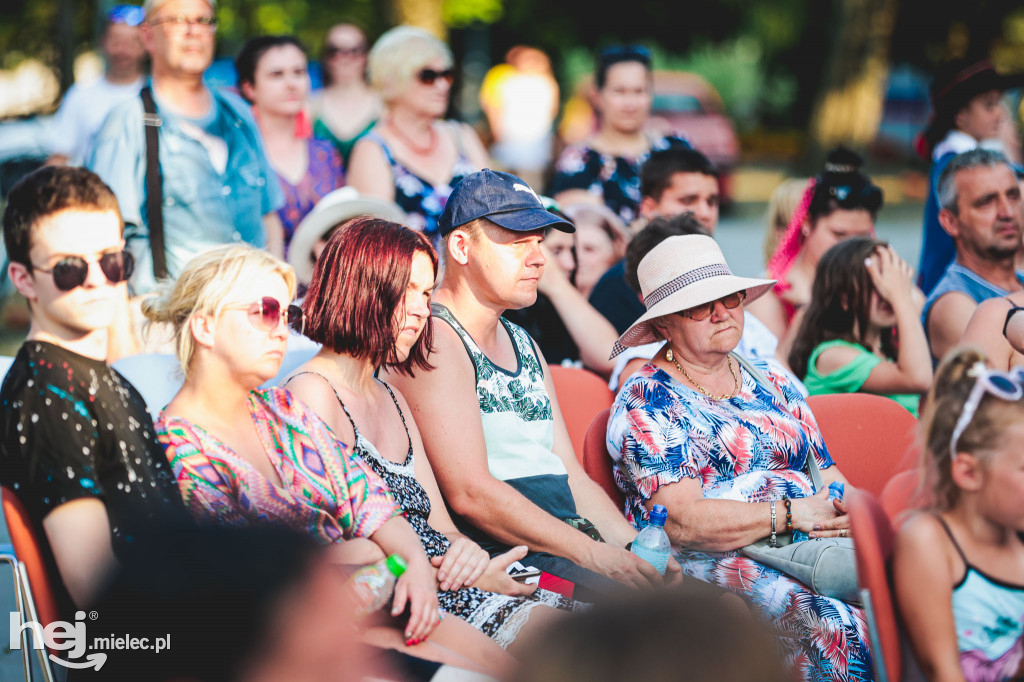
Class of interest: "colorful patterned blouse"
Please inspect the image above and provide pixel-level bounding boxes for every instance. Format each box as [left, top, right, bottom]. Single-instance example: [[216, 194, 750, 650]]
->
[[156, 387, 400, 543], [276, 138, 345, 253], [550, 134, 690, 224]]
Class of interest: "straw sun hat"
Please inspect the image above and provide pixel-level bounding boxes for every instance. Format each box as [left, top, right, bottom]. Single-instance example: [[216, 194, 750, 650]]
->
[[610, 234, 775, 358], [287, 187, 405, 284]]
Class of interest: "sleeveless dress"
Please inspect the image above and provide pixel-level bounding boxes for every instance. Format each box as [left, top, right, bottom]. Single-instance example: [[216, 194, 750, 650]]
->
[[362, 124, 477, 246], [289, 371, 583, 648], [935, 516, 1024, 682]]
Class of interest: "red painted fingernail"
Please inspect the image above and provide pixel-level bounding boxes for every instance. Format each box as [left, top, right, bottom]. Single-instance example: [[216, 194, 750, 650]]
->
[[405, 638, 415, 646]]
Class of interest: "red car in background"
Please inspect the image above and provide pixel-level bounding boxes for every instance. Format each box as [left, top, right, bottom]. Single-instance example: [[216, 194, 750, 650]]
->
[[650, 71, 740, 204]]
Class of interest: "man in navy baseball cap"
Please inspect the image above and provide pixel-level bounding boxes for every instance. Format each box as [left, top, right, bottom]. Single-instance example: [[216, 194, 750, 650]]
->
[[439, 169, 575, 236], [385, 171, 680, 599]]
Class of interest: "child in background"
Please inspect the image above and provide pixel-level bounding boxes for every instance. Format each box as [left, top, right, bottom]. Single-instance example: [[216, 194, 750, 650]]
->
[[893, 348, 1024, 682], [789, 237, 931, 416]]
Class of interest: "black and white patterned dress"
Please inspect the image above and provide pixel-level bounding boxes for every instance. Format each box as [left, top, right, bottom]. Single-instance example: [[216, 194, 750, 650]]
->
[[294, 372, 583, 648]]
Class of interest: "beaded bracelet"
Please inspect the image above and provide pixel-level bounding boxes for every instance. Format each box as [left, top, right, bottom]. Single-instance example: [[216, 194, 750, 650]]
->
[[782, 497, 793, 533], [769, 500, 778, 547]]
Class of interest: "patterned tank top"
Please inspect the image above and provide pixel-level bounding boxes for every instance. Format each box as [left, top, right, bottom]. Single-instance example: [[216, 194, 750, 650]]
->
[[936, 516, 1024, 682], [431, 304, 577, 550], [363, 124, 477, 245]]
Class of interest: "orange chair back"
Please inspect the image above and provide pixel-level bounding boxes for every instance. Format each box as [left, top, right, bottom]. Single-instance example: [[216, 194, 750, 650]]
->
[[549, 366, 615, 461], [805, 393, 919, 497], [582, 409, 624, 507], [847, 488, 901, 682], [2, 486, 60, 628], [880, 469, 932, 528]]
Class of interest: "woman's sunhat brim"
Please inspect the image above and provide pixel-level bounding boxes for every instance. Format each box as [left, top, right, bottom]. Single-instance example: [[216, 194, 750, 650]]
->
[[288, 187, 406, 284], [610, 274, 775, 358]]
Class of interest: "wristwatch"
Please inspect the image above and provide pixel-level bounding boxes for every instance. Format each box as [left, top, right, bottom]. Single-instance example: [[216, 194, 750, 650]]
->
[[1003, 305, 1024, 338]]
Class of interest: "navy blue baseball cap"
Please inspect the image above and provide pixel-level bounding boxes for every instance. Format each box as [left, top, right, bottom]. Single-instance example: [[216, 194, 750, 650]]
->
[[438, 169, 575, 236]]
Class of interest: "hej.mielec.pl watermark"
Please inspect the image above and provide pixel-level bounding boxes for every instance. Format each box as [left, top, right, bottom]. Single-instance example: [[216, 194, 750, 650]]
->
[[9, 610, 170, 671]]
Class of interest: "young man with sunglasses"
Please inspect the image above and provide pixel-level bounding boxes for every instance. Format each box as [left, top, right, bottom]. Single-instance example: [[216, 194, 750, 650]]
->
[[48, 5, 148, 166], [0, 166, 188, 622], [923, 148, 1024, 364], [385, 170, 682, 599], [88, 0, 285, 295]]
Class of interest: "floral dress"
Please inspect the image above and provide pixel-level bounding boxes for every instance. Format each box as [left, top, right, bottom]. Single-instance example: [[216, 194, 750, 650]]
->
[[276, 138, 345, 254], [550, 134, 690, 224], [607, 360, 872, 681], [362, 125, 477, 247], [289, 372, 584, 649]]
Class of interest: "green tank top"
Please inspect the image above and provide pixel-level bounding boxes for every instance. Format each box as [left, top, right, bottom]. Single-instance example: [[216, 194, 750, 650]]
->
[[804, 339, 920, 416]]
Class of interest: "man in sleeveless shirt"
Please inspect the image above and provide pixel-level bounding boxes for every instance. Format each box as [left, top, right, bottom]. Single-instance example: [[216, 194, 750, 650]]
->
[[385, 170, 681, 597], [923, 148, 1024, 363]]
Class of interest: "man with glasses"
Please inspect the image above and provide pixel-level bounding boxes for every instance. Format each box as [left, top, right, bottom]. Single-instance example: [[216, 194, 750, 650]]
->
[[385, 170, 682, 598], [48, 5, 148, 166], [88, 0, 284, 295], [0, 166, 188, 623], [923, 148, 1024, 363]]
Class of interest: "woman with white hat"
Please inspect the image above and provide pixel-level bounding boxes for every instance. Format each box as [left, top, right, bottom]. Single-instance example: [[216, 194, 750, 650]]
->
[[606, 234, 870, 681]]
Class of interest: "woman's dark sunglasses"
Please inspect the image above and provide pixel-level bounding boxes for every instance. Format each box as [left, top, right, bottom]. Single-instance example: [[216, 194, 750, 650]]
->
[[324, 44, 367, 59], [827, 183, 883, 213], [416, 68, 454, 86], [676, 291, 746, 321], [599, 44, 652, 65], [244, 296, 305, 336], [33, 250, 134, 292]]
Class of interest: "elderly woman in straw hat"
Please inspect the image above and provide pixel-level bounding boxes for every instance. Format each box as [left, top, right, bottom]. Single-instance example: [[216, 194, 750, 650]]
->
[[606, 234, 870, 681]]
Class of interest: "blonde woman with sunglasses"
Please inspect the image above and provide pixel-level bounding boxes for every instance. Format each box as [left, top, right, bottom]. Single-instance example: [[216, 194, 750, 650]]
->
[[144, 245, 514, 676], [894, 348, 1024, 682], [347, 26, 489, 246]]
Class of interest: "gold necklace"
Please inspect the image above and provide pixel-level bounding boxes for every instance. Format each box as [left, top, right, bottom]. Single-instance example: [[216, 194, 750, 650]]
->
[[667, 349, 739, 400]]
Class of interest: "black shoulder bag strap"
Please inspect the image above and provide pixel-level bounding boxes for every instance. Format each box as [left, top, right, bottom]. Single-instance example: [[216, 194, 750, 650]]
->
[[140, 86, 168, 280]]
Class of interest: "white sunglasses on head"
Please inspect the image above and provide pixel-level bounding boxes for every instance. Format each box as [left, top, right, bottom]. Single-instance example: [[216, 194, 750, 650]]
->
[[949, 362, 1024, 460]]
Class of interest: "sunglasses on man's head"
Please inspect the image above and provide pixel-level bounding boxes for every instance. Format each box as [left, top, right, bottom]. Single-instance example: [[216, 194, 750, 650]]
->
[[324, 44, 367, 59], [234, 296, 305, 336], [32, 250, 134, 292], [107, 4, 145, 27], [416, 68, 454, 86], [676, 291, 746, 321]]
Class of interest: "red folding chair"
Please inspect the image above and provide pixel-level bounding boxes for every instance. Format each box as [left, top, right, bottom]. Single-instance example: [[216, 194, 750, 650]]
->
[[880, 468, 931, 528], [805, 393, 919, 497], [847, 488, 901, 682], [2, 486, 59, 681], [549, 365, 615, 462], [581, 409, 625, 507]]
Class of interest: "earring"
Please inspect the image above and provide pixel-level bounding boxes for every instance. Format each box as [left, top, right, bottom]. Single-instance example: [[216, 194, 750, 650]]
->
[[666, 347, 674, 363]]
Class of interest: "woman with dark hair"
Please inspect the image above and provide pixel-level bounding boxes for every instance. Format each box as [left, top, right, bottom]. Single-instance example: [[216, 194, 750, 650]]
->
[[310, 23, 381, 164], [748, 147, 883, 341], [550, 45, 690, 224], [237, 35, 344, 253], [285, 217, 579, 653], [789, 236, 931, 416]]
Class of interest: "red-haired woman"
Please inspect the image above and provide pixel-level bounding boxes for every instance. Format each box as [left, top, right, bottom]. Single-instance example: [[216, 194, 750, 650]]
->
[[285, 218, 579, 653]]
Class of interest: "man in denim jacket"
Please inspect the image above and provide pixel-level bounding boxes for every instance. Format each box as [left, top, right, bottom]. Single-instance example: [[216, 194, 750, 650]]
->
[[88, 0, 284, 294]]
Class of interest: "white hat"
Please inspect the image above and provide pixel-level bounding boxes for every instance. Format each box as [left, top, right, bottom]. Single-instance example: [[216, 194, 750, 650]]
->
[[287, 187, 406, 284], [610, 234, 775, 358]]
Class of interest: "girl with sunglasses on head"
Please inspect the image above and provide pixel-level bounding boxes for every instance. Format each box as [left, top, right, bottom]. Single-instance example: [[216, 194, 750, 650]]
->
[[748, 147, 885, 352], [551, 44, 691, 226], [789, 237, 931, 416], [145, 245, 514, 676], [893, 348, 1024, 682], [347, 26, 490, 247], [310, 23, 381, 164], [236, 36, 344, 255]]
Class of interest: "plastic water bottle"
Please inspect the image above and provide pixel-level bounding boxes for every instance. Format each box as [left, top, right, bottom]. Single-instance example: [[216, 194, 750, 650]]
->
[[349, 554, 407, 618], [631, 505, 672, 575]]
